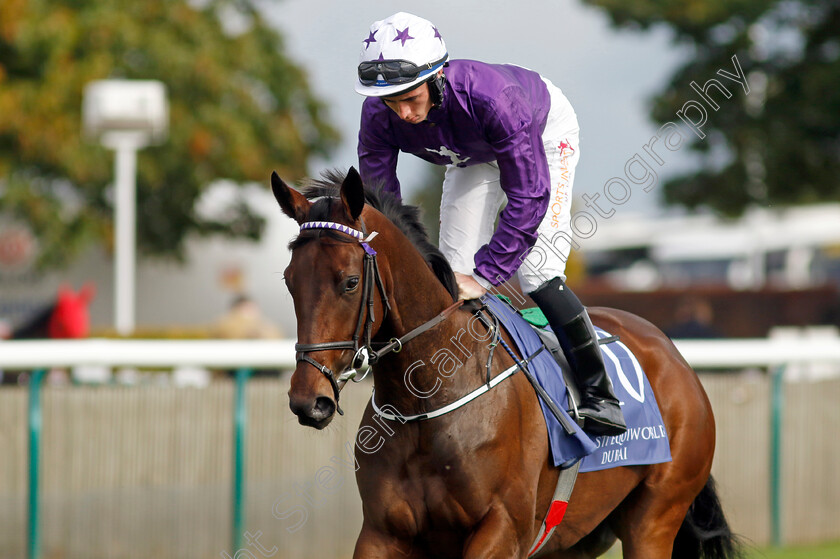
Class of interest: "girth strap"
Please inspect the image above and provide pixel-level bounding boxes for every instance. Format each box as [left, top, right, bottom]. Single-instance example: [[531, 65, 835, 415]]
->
[[527, 460, 581, 557]]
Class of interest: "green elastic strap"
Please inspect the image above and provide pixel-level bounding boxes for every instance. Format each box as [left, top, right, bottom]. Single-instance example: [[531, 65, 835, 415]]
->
[[494, 294, 548, 328], [520, 307, 549, 328]]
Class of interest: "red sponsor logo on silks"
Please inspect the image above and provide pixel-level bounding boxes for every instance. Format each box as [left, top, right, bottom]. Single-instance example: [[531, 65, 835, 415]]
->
[[558, 139, 575, 156]]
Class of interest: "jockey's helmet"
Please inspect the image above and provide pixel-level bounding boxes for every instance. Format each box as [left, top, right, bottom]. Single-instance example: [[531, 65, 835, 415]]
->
[[355, 12, 448, 98]]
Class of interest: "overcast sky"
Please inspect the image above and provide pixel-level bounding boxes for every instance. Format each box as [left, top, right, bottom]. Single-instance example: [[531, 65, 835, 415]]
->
[[261, 0, 694, 216]]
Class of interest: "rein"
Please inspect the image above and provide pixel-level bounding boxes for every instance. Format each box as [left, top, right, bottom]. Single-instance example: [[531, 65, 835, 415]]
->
[[293, 219, 463, 414]]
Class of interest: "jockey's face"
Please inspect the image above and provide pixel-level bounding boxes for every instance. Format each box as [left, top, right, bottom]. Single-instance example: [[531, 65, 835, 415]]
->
[[382, 82, 434, 124]]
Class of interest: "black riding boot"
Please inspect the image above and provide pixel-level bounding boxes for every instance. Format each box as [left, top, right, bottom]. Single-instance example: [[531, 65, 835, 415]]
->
[[530, 277, 627, 437]]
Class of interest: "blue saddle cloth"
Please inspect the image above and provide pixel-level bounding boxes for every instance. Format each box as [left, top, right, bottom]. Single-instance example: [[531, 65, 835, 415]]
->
[[481, 295, 672, 471]]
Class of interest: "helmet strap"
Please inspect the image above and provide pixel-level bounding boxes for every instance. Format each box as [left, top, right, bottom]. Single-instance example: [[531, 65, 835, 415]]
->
[[429, 71, 446, 107]]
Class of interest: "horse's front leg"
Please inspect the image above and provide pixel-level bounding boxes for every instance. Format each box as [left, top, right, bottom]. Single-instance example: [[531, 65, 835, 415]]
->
[[463, 502, 528, 559], [354, 522, 424, 559]]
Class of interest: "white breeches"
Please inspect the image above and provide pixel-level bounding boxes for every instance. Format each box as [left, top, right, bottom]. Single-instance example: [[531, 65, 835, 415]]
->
[[438, 79, 580, 294]]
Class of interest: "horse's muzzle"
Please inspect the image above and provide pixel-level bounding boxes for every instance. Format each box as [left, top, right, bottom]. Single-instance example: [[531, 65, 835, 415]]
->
[[289, 394, 337, 429]]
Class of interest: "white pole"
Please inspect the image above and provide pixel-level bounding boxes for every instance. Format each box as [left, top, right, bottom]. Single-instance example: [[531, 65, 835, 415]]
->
[[83, 81, 168, 337], [114, 141, 136, 336], [104, 131, 147, 336]]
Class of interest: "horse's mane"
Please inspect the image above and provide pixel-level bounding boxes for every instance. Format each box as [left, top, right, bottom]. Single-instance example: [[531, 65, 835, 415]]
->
[[298, 169, 458, 301]]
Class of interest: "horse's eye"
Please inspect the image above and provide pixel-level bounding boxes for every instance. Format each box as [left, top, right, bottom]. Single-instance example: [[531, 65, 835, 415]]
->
[[344, 276, 361, 293]]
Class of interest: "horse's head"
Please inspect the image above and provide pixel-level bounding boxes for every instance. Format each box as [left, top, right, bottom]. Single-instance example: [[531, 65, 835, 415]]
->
[[48, 283, 95, 338], [272, 168, 394, 429]]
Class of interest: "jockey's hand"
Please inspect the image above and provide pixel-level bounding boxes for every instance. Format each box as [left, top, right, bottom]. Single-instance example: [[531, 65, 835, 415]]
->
[[454, 272, 487, 301]]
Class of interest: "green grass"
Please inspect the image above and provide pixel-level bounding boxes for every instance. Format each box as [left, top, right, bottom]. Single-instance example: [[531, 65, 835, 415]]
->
[[744, 541, 840, 559], [601, 541, 840, 558]]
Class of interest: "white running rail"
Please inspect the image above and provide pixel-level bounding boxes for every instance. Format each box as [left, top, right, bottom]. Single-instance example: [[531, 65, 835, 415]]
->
[[1, 338, 840, 369]]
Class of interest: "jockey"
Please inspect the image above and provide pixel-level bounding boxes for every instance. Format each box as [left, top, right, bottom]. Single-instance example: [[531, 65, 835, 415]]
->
[[355, 12, 626, 437]]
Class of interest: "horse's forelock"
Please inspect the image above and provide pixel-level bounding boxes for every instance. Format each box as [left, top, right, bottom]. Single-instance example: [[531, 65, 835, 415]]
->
[[294, 170, 457, 301]]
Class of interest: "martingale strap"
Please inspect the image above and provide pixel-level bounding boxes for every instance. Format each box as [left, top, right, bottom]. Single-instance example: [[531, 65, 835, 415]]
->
[[370, 345, 546, 422], [370, 299, 464, 360], [527, 460, 581, 557]]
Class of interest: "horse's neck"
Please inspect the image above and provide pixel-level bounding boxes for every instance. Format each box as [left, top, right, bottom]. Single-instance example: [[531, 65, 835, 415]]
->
[[368, 222, 498, 415], [376, 227, 455, 339], [372, 305, 495, 419]]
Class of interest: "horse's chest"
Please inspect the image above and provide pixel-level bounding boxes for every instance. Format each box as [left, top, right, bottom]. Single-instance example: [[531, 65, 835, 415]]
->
[[356, 402, 525, 542], [376, 471, 477, 545], [360, 443, 500, 538]]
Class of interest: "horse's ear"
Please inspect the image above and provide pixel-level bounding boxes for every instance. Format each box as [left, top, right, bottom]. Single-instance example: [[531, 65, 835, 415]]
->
[[340, 167, 365, 221], [271, 171, 311, 223]]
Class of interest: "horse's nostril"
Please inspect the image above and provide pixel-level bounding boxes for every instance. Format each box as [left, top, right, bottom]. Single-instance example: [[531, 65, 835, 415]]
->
[[289, 397, 307, 417], [312, 396, 336, 420], [289, 395, 336, 429]]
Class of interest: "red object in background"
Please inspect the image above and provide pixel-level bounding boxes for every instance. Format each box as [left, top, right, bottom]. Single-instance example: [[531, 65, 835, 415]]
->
[[47, 283, 96, 339]]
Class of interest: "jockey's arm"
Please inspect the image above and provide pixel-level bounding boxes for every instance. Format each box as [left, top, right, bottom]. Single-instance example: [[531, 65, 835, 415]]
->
[[358, 118, 402, 198], [473, 87, 551, 288]]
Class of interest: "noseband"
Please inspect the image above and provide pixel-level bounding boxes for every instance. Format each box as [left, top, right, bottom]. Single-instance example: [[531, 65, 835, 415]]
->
[[293, 219, 463, 415]]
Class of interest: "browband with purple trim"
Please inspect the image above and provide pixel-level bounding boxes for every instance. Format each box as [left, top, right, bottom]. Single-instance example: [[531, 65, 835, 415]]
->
[[300, 221, 379, 255]]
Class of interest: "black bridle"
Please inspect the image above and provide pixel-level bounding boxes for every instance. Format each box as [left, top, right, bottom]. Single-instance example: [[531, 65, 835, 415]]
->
[[292, 219, 463, 414]]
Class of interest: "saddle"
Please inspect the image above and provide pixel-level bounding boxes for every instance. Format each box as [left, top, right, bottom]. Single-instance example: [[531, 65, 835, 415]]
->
[[481, 299, 618, 421]]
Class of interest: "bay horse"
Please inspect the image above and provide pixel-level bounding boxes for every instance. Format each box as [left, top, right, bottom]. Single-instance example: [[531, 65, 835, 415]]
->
[[271, 168, 740, 559]]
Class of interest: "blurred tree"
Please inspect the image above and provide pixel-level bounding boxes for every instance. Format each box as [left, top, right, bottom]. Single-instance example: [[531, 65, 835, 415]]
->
[[0, 0, 339, 269], [583, 0, 840, 215]]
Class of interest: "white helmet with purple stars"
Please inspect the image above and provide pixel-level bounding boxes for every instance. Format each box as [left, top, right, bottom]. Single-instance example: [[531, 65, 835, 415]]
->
[[355, 12, 448, 98]]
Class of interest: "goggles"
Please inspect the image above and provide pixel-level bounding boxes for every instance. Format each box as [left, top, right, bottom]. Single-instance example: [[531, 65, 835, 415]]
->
[[358, 54, 448, 87]]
